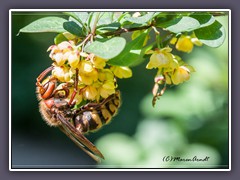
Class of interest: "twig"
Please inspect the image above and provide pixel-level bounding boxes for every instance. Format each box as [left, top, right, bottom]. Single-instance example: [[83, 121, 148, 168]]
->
[[101, 24, 152, 36]]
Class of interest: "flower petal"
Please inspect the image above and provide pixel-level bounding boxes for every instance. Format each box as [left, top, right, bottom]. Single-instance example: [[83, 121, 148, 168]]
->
[[171, 66, 190, 85], [111, 66, 132, 79]]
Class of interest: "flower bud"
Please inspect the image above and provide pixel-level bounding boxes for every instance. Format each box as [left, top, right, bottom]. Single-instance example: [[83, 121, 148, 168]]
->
[[175, 35, 194, 53]]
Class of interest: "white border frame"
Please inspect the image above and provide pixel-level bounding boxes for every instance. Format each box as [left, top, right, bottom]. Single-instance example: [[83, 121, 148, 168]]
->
[[9, 9, 231, 171]]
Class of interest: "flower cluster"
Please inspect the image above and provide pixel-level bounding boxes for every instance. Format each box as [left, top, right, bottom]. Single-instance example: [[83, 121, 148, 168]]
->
[[47, 41, 132, 105], [146, 47, 195, 85]]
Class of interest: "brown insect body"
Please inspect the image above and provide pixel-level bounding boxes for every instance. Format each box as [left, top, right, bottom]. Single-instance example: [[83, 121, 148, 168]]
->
[[74, 91, 121, 133], [39, 91, 121, 132], [36, 66, 121, 162]]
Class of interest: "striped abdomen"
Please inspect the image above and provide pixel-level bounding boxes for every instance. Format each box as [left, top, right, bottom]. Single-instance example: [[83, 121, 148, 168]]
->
[[74, 91, 121, 133]]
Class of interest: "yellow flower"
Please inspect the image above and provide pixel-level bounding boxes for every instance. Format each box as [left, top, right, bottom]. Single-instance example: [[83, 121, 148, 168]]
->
[[47, 41, 81, 66], [83, 85, 98, 100], [110, 66, 132, 79], [52, 52, 66, 66], [99, 81, 116, 98], [67, 51, 80, 68], [98, 69, 115, 82], [80, 60, 93, 73], [171, 66, 191, 85], [163, 57, 179, 73], [175, 35, 194, 53], [78, 60, 98, 85], [79, 71, 98, 85], [97, 69, 116, 99], [146, 47, 173, 69], [91, 56, 106, 69], [52, 65, 73, 82]]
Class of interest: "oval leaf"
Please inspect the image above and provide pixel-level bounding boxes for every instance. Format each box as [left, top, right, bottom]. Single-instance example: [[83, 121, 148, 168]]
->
[[194, 20, 225, 47], [107, 31, 148, 66], [158, 16, 200, 33], [18, 17, 67, 34], [63, 21, 83, 37], [84, 37, 126, 59]]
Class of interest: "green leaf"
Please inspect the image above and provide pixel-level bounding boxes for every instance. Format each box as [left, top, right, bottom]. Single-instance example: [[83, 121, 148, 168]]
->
[[63, 12, 89, 26], [194, 20, 225, 47], [54, 33, 68, 44], [84, 37, 126, 59], [63, 21, 83, 37], [129, 42, 154, 67], [113, 12, 124, 21], [87, 12, 116, 33], [107, 30, 148, 66], [118, 12, 131, 25], [189, 12, 215, 28], [157, 16, 200, 33], [98, 12, 115, 25], [18, 17, 67, 34], [96, 22, 121, 34], [64, 12, 89, 34], [125, 12, 158, 24]]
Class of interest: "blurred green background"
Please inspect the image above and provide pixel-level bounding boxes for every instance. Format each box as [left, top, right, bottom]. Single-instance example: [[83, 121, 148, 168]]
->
[[11, 12, 229, 169]]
